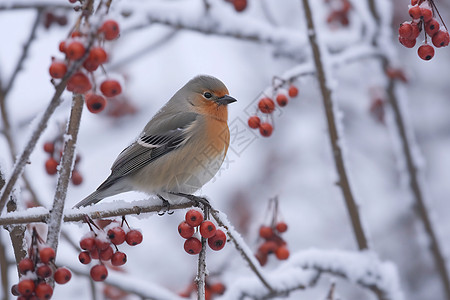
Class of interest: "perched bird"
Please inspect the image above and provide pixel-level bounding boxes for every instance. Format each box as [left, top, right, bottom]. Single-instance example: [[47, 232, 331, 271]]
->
[[74, 75, 236, 208]]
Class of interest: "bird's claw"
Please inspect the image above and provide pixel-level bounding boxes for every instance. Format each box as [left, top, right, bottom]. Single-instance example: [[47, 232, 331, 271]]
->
[[157, 194, 174, 215]]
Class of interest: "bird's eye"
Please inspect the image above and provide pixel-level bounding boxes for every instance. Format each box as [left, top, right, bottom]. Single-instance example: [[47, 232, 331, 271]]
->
[[203, 92, 212, 99]]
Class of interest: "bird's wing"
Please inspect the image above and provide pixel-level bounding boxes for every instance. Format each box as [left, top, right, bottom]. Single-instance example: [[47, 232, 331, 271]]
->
[[96, 112, 199, 191]]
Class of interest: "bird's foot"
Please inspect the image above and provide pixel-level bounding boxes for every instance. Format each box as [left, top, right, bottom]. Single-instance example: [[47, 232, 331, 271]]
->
[[157, 194, 174, 216], [168, 192, 210, 208]]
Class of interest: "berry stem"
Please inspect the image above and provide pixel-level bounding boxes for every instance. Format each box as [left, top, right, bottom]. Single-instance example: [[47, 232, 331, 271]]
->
[[429, 0, 448, 31]]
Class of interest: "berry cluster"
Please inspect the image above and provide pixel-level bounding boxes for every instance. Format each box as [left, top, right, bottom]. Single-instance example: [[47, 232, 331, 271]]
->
[[224, 0, 247, 12], [178, 209, 227, 255], [43, 133, 82, 185], [254, 198, 290, 266], [49, 17, 123, 113], [78, 218, 143, 282], [247, 84, 299, 138], [325, 0, 352, 28], [11, 228, 72, 299], [179, 280, 226, 300], [399, 0, 449, 60], [43, 11, 68, 29]]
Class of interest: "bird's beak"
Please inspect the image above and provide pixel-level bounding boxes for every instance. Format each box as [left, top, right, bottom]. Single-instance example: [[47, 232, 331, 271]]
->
[[215, 95, 237, 106]]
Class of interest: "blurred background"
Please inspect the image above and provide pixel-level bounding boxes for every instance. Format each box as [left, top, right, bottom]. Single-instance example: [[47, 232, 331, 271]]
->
[[1, 0, 450, 299]]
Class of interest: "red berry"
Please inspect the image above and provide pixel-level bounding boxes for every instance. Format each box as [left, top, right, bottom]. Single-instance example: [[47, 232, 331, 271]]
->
[[90, 249, 99, 260], [126, 229, 143, 246], [178, 221, 195, 239], [258, 98, 275, 114], [417, 44, 435, 60], [85, 93, 107, 114], [80, 237, 96, 251], [99, 20, 120, 40], [258, 240, 278, 254], [259, 123, 273, 137], [208, 229, 227, 251], [248, 116, 261, 129], [45, 158, 58, 175], [71, 31, 82, 38], [90, 264, 108, 281], [95, 239, 110, 251], [71, 169, 83, 185], [411, 22, 421, 39], [275, 246, 290, 260], [184, 237, 202, 255], [111, 251, 127, 266], [78, 251, 91, 264], [49, 61, 67, 79], [59, 41, 66, 53], [36, 264, 52, 278], [411, 0, 418, 4], [200, 221, 216, 239], [432, 30, 450, 48], [54, 267, 72, 285], [259, 226, 274, 239], [18, 279, 35, 296], [398, 22, 413, 39], [399, 36, 416, 48], [409, 5, 421, 19], [35, 283, 53, 299], [66, 41, 85, 60], [276, 94, 288, 107], [11, 284, 20, 296], [185, 209, 204, 227], [67, 72, 92, 94], [420, 7, 433, 22], [88, 47, 108, 64], [43, 142, 54, 153], [210, 282, 226, 294], [275, 222, 288, 233], [18, 258, 34, 274], [425, 18, 440, 37], [82, 59, 99, 72], [100, 79, 122, 97], [100, 246, 114, 261], [107, 227, 126, 245], [255, 251, 268, 266], [40, 247, 56, 264], [288, 85, 299, 97], [233, 0, 247, 12]]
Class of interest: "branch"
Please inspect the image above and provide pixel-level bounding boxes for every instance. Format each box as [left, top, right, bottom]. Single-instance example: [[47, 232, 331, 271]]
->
[[300, 0, 369, 250], [46, 94, 84, 250], [0, 1, 71, 10], [366, 0, 450, 299], [197, 237, 207, 300], [0, 233, 10, 300], [209, 209, 275, 293], [0, 200, 195, 226]]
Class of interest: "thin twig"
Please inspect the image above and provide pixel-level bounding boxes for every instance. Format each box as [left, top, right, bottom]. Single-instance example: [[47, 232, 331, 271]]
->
[[0, 2, 71, 10], [209, 209, 275, 293], [6, 197, 27, 266], [197, 236, 207, 300], [366, 0, 450, 299], [46, 94, 84, 250], [300, 0, 368, 250]]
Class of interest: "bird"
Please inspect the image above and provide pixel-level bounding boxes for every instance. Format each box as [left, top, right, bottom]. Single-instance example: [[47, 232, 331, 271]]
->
[[74, 75, 237, 208]]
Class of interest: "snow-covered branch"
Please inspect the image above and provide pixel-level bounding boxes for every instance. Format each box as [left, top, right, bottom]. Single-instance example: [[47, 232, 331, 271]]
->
[[46, 94, 84, 251], [219, 249, 403, 300], [301, 0, 369, 251]]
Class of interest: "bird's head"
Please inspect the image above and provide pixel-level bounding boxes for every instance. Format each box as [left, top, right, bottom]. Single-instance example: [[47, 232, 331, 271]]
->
[[182, 75, 237, 121]]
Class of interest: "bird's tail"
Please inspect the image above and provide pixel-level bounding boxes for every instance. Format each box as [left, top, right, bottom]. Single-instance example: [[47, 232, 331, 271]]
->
[[73, 190, 106, 208]]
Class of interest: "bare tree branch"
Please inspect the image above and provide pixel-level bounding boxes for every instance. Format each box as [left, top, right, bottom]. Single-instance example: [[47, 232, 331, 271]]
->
[[300, 0, 369, 250], [366, 0, 450, 299], [0, 230, 10, 300], [46, 94, 84, 250]]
